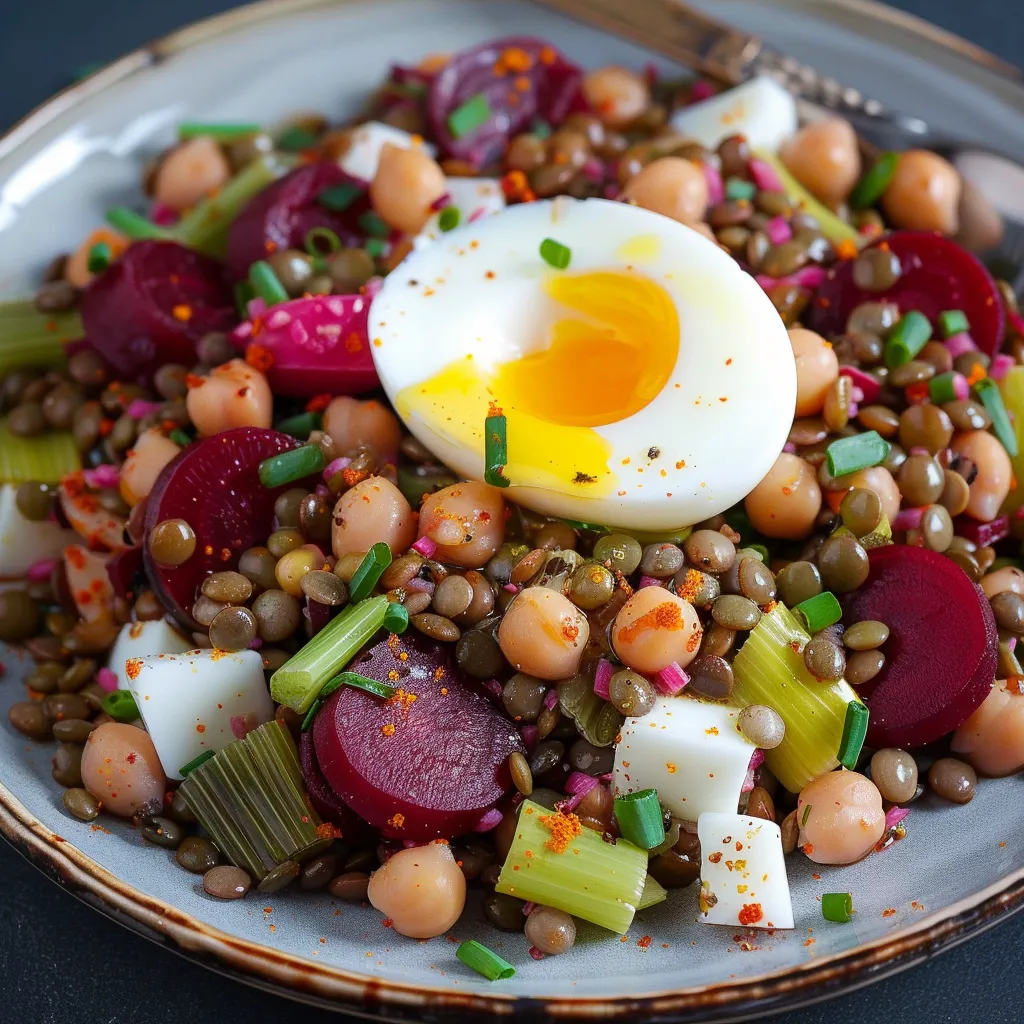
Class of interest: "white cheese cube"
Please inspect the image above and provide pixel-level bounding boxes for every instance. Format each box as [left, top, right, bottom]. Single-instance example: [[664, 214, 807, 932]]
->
[[414, 177, 506, 247], [697, 812, 794, 930], [669, 76, 798, 154], [613, 695, 755, 822], [107, 619, 192, 690], [0, 485, 77, 579], [336, 121, 437, 183], [126, 649, 273, 780]]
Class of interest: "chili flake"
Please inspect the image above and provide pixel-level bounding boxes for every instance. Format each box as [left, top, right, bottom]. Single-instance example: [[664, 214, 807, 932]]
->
[[306, 393, 333, 413], [537, 808, 583, 853], [738, 903, 763, 926], [387, 813, 406, 830], [245, 344, 275, 372]]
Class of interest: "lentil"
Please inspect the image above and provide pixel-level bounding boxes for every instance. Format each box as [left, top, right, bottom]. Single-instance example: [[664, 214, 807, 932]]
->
[[509, 751, 533, 795], [525, 906, 576, 955], [204, 865, 252, 900], [684, 530, 736, 573], [928, 757, 977, 803], [846, 649, 886, 686], [258, 859, 300, 893], [483, 892, 526, 931], [686, 654, 734, 700], [843, 620, 889, 650], [803, 637, 846, 681], [149, 519, 197, 567], [738, 704, 786, 748], [202, 571, 253, 604], [176, 836, 221, 874], [639, 543, 685, 578], [252, 589, 302, 642], [592, 534, 643, 574], [711, 594, 761, 631], [209, 606, 259, 650], [870, 748, 919, 803], [528, 740, 564, 776], [817, 534, 870, 592], [62, 787, 100, 822]]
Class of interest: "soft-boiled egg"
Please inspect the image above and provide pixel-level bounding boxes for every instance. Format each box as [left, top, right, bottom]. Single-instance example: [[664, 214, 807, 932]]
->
[[370, 198, 795, 530]]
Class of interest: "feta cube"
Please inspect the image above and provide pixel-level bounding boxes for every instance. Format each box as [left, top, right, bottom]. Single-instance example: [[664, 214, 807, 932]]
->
[[614, 695, 756, 822], [126, 649, 273, 780], [0, 484, 77, 579], [697, 812, 794, 930], [336, 121, 437, 183], [107, 619, 192, 690], [414, 177, 506, 247]]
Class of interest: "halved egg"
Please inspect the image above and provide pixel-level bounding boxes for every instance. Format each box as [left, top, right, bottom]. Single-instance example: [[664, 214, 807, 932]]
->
[[370, 198, 796, 530]]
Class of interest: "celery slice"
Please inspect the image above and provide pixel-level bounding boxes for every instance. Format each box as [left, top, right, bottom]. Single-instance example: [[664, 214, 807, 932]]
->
[[752, 150, 862, 248], [0, 420, 80, 484], [173, 154, 294, 256], [637, 873, 668, 911], [556, 667, 622, 747], [495, 800, 647, 934], [998, 366, 1024, 514], [732, 602, 863, 793], [178, 720, 329, 880], [270, 594, 388, 713], [0, 299, 81, 374]]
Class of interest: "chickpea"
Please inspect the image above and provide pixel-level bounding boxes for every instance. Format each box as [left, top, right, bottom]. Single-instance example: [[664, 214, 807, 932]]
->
[[153, 136, 232, 213], [322, 396, 403, 463], [331, 476, 415, 558], [745, 453, 822, 540], [366, 841, 466, 938], [370, 143, 447, 235], [498, 587, 589, 680], [833, 466, 902, 526], [779, 119, 861, 206], [950, 430, 1012, 522], [789, 327, 838, 417], [185, 359, 272, 436], [981, 565, 1024, 600], [796, 770, 885, 865], [952, 680, 1024, 777], [418, 482, 505, 568], [275, 545, 326, 597], [119, 428, 181, 507], [65, 228, 128, 289], [611, 587, 702, 675], [80, 723, 166, 818], [882, 150, 961, 235], [621, 157, 709, 227], [582, 66, 650, 128]]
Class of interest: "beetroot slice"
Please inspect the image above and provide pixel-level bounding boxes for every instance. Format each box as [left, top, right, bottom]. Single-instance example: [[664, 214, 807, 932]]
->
[[80, 241, 236, 385], [841, 545, 997, 749], [427, 37, 583, 165], [313, 632, 523, 840], [143, 428, 310, 631], [299, 730, 365, 840], [809, 231, 1006, 357], [225, 163, 370, 281]]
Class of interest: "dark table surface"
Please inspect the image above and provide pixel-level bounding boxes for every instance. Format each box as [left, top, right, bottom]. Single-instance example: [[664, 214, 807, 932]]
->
[[3, 1, 1024, 1022]]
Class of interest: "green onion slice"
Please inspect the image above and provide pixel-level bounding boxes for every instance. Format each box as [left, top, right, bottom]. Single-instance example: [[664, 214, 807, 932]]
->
[[100, 689, 140, 723], [826, 431, 891, 478], [277, 125, 319, 152], [448, 93, 492, 139], [821, 892, 854, 923], [837, 700, 869, 769], [793, 591, 843, 634], [438, 206, 461, 232], [179, 750, 217, 777], [348, 542, 393, 604], [974, 378, 1019, 457], [540, 237, 571, 270], [87, 242, 111, 275], [248, 260, 290, 307], [614, 789, 666, 850], [484, 411, 510, 488], [849, 152, 898, 209], [300, 697, 323, 732], [275, 411, 322, 439], [258, 444, 327, 488], [364, 238, 390, 259], [322, 671, 398, 701], [105, 206, 171, 240], [358, 210, 391, 239], [318, 183, 363, 212], [169, 429, 192, 447], [456, 940, 515, 981], [383, 602, 410, 634], [305, 227, 342, 257], [724, 177, 756, 201], [885, 311, 932, 368], [178, 122, 261, 141], [234, 280, 256, 319], [939, 309, 970, 338]]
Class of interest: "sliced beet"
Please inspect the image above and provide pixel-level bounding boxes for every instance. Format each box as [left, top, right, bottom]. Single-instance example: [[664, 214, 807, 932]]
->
[[299, 729, 365, 840], [809, 231, 1006, 356], [841, 545, 997, 749], [427, 37, 583, 165], [312, 631, 523, 840], [143, 428, 310, 630], [80, 241, 236, 384], [225, 163, 370, 281], [106, 545, 144, 602]]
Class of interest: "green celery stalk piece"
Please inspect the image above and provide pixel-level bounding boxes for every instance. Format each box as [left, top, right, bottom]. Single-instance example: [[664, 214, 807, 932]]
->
[[556, 667, 622, 747], [270, 595, 389, 713], [0, 419, 80, 484], [999, 366, 1024, 515], [732, 602, 863, 793], [637, 873, 668, 911], [0, 299, 82, 374], [495, 800, 647, 934], [753, 150, 862, 248]]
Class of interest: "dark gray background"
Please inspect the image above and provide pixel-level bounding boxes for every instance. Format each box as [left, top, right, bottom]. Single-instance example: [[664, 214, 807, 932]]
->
[[2, 1, 1023, 1022]]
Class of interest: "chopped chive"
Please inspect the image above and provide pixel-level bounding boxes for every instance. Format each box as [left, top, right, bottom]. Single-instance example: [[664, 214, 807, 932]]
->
[[179, 750, 216, 777], [885, 311, 932, 368], [321, 671, 398, 701], [539, 237, 571, 270], [318, 183, 363, 212], [826, 431, 891, 477], [794, 591, 842, 633], [277, 125, 319, 151], [725, 177, 756, 201], [928, 371, 969, 404], [300, 697, 323, 732], [613, 789, 666, 850], [801, 803, 813, 827], [484, 411, 510, 488], [822, 892, 854, 923], [348, 542, 393, 604], [438, 206, 461, 232], [305, 227, 342, 257], [456, 940, 515, 981], [448, 93, 492, 139], [939, 309, 970, 338], [249, 260, 290, 306], [100, 689, 139, 723], [974, 377, 1019, 457], [275, 411, 322, 438], [258, 444, 326, 488], [87, 242, 111, 274], [105, 206, 171, 240], [358, 211, 391, 239], [270, 595, 390, 712], [234, 280, 256, 319], [837, 700, 869, 768], [637, 872, 668, 911], [0, 299, 81, 375], [849, 152, 898, 209], [383, 601, 410, 634], [364, 238, 389, 259], [169, 429, 192, 447], [178, 122, 262, 141]]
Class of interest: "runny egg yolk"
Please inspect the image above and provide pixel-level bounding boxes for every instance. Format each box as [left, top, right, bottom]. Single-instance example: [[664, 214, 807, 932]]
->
[[395, 269, 679, 495]]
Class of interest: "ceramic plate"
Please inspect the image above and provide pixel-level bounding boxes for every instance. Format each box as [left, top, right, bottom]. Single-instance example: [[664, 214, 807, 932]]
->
[[2, 0, 1024, 1019]]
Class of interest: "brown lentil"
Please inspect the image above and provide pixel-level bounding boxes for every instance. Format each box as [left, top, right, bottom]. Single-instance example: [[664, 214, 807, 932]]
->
[[567, 562, 615, 610], [50, 743, 84, 788], [822, 375, 852, 432], [775, 560, 822, 607], [454, 629, 504, 679], [943, 399, 991, 432], [300, 570, 347, 607], [699, 623, 737, 659], [991, 591, 1024, 634], [889, 360, 935, 388], [857, 405, 900, 438], [140, 815, 186, 849], [738, 558, 777, 605], [607, 669, 656, 717], [509, 751, 533, 796], [817, 534, 870, 592], [746, 785, 776, 821], [528, 740, 564, 777], [846, 649, 886, 686], [789, 418, 828, 447], [298, 854, 340, 891], [746, 230, 771, 271], [843, 620, 889, 651], [711, 594, 761, 631], [192, 595, 227, 627], [870, 748, 918, 804], [62, 787, 100, 822], [536, 705, 560, 739], [898, 454, 945, 506], [236, 547, 278, 592], [267, 528, 305, 558], [483, 892, 526, 931], [208, 606, 259, 650], [27, 662, 65, 695], [677, 568, 720, 609], [919, 504, 954, 552], [202, 571, 253, 604], [0, 589, 41, 642], [648, 831, 701, 889], [502, 674, 547, 722], [738, 704, 786, 748], [403, 591, 432, 615], [525, 906, 576, 955], [686, 654, 734, 700], [433, 575, 474, 619], [684, 529, 736, 573], [15, 480, 56, 521], [568, 740, 613, 775], [204, 865, 252, 900], [7, 401, 47, 436], [899, 403, 954, 454], [639, 543, 685, 579], [928, 757, 977, 803], [411, 612, 460, 642], [149, 519, 197, 567], [946, 547, 982, 583], [510, 548, 548, 585], [852, 247, 902, 291], [938, 470, 971, 516], [803, 637, 846, 681], [298, 493, 333, 544], [52, 718, 96, 744], [252, 589, 302, 642], [592, 534, 643, 575]]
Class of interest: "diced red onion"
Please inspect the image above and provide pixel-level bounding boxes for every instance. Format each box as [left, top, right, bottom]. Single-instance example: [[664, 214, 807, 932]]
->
[[230, 712, 259, 739], [529, 946, 545, 960], [429, 192, 452, 212], [565, 771, 600, 798], [893, 506, 926, 531], [126, 399, 163, 420], [558, 794, 584, 812], [474, 808, 503, 832], [1008, 636, 1018, 653], [410, 536, 437, 558], [839, 366, 881, 403], [96, 667, 119, 693], [991, 354, 1015, 381], [603, 183, 622, 200], [468, 207, 488, 223], [765, 216, 792, 245], [638, 575, 665, 589], [246, 297, 267, 320], [520, 724, 538, 750], [848, 402, 859, 418], [26, 558, 58, 582], [749, 158, 784, 193], [689, 80, 715, 103], [543, 688, 559, 711], [323, 456, 352, 480], [503, 582, 520, 594], [944, 332, 977, 358], [248, 637, 263, 650], [741, 768, 756, 793], [82, 465, 121, 490], [402, 838, 425, 849], [314, 483, 331, 499], [151, 202, 179, 227], [783, 442, 797, 454], [755, 266, 827, 291], [702, 163, 724, 205], [593, 658, 613, 700], [522, 900, 536, 916], [582, 158, 604, 183], [597, 772, 613, 782], [405, 577, 435, 595], [956, 513, 1010, 547], [909, 447, 930, 456], [482, 678, 502, 698], [885, 805, 909, 831], [851, 386, 865, 403], [653, 661, 689, 696], [748, 748, 765, 771]]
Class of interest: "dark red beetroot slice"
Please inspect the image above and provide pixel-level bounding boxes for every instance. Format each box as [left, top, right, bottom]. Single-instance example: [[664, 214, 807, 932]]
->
[[428, 37, 583, 165], [143, 428, 310, 631], [225, 163, 370, 281], [299, 729, 365, 840], [313, 631, 523, 840], [80, 241, 236, 385], [841, 545, 997, 749], [809, 231, 1006, 357]]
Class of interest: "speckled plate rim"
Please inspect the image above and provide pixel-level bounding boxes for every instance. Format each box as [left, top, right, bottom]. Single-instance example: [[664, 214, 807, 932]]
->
[[2, 0, 1024, 1019]]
